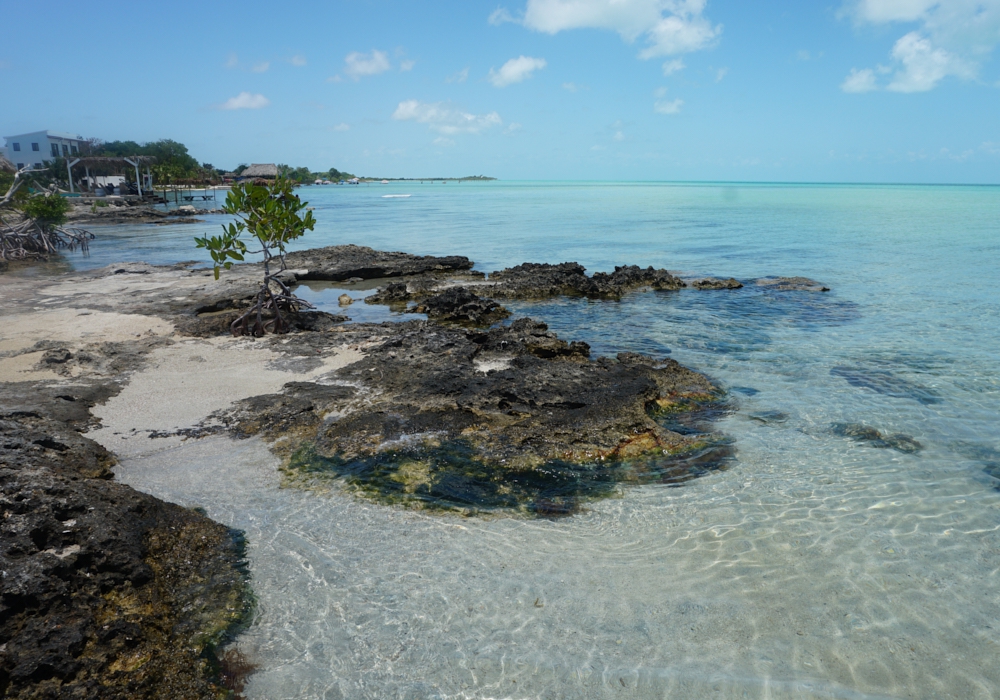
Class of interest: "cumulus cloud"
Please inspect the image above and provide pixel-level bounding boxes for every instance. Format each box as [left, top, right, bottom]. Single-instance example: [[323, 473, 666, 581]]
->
[[886, 31, 972, 91], [290, 54, 307, 66], [517, 0, 721, 59], [841, 0, 998, 92], [219, 92, 271, 110], [333, 123, 350, 131], [345, 50, 391, 79], [400, 59, 416, 72], [447, 67, 470, 83], [489, 55, 547, 86], [252, 61, 270, 73], [715, 66, 728, 81], [434, 137, 456, 146], [392, 100, 503, 134], [841, 67, 878, 92], [654, 97, 683, 113], [225, 53, 238, 69]]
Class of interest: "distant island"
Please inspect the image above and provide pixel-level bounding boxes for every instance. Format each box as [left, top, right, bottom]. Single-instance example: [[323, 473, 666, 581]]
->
[[369, 175, 496, 182]]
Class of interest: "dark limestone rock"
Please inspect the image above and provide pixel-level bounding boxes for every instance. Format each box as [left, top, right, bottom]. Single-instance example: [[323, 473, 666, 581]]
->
[[285, 244, 475, 281], [486, 262, 685, 300], [692, 277, 743, 290], [410, 286, 510, 326], [366, 281, 411, 305], [220, 318, 729, 516], [756, 276, 830, 292], [0, 410, 252, 699], [831, 423, 923, 453]]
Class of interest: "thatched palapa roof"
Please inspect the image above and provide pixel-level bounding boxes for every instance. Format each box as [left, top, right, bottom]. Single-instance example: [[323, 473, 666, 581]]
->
[[239, 163, 279, 178]]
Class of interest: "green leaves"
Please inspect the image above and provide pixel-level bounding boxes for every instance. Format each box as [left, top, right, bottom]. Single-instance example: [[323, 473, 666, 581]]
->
[[195, 176, 314, 279]]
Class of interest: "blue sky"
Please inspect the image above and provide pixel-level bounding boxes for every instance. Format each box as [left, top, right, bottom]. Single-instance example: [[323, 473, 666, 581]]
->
[[2, 0, 999, 182]]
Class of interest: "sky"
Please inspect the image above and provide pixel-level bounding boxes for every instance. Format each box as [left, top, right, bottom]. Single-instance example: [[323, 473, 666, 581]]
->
[[2, 0, 1000, 182]]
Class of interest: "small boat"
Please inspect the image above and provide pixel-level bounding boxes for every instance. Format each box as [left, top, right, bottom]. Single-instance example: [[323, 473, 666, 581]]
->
[[381, 179, 390, 184], [382, 194, 411, 198]]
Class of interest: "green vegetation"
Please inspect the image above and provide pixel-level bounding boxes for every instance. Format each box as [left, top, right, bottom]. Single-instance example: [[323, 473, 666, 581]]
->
[[20, 193, 69, 231], [195, 176, 316, 335], [275, 164, 358, 184]]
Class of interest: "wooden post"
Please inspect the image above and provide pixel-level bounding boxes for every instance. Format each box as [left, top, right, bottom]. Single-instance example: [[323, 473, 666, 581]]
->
[[67, 158, 81, 193]]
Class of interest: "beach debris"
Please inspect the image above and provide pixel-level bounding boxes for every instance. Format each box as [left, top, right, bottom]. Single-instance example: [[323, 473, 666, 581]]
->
[[338, 293, 353, 306], [831, 423, 923, 453]]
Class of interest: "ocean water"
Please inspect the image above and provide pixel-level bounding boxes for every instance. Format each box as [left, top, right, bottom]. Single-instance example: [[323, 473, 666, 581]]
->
[[102, 182, 1000, 698]]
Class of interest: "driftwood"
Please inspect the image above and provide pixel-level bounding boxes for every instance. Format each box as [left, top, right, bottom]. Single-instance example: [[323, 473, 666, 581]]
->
[[0, 165, 94, 261]]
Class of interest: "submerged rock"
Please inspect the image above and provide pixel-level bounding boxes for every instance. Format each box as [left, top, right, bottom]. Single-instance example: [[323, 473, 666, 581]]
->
[[485, 262, 685, 300], [285, 244, 476, 281], [409, 286, 511, 326], [692, 277, 743, 290], [219, 318, 730, 516], [831, 422, 923, 453], [0, 406, 252, 698], [756, 276, 830, 292], [831, 366, 942, 404]]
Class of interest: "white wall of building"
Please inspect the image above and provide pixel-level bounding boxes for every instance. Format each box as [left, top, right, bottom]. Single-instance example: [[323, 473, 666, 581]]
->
[[2, 130, 86, 170]]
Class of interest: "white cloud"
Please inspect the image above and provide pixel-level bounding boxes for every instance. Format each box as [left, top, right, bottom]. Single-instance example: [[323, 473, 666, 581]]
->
[[489, 7, 517, 24], [392, 100, 503, 134], [252, 61, 270, 73], [290, 54, 307, 67], [841, 67, 878, 92], [434, 137, 456, 147], [489, 55, 547, 86], [842, 0, 1000, 91], [447, 67, 470, 83], [401, 59, 416, 72], [715, 66, 728, 81], [520, 0, 721, 59], [345, 50, 391, 79], [654, 97, 683, 113], [662, 58, 685, 74], [886, 31, 971, 91], [505, 122, 523, 133], [219, 92, 271, 110], [333, 123, 350, 131], [225, 53, 238, 69], [613, 130, 625, 141], [563, 81, 579, 91]]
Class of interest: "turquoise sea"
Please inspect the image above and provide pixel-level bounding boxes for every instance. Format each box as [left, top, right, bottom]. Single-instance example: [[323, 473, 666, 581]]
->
[[95, 181, 1000, 698]]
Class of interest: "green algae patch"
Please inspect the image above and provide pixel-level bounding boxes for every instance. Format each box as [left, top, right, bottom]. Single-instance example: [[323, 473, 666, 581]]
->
[[281, 435, 733, 518]]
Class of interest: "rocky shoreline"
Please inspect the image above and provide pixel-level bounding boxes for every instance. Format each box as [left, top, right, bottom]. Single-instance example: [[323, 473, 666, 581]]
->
[[0, 243, 832, 695]]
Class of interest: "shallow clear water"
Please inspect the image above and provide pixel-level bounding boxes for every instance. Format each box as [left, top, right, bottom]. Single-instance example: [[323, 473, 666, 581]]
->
[[108, 182, 1000, 698]]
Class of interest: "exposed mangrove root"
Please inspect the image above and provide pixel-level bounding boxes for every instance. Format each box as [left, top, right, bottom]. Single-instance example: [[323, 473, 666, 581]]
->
[[0, 213, 93, 260], [230, 274, 316, 336]]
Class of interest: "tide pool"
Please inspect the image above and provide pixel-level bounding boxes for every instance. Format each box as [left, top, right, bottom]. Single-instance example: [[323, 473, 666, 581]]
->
[[105, 181, 1000, 699]]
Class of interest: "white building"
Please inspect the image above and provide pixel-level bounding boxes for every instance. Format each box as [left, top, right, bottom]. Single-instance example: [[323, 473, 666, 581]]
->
[[2, 130, 87, 170]]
